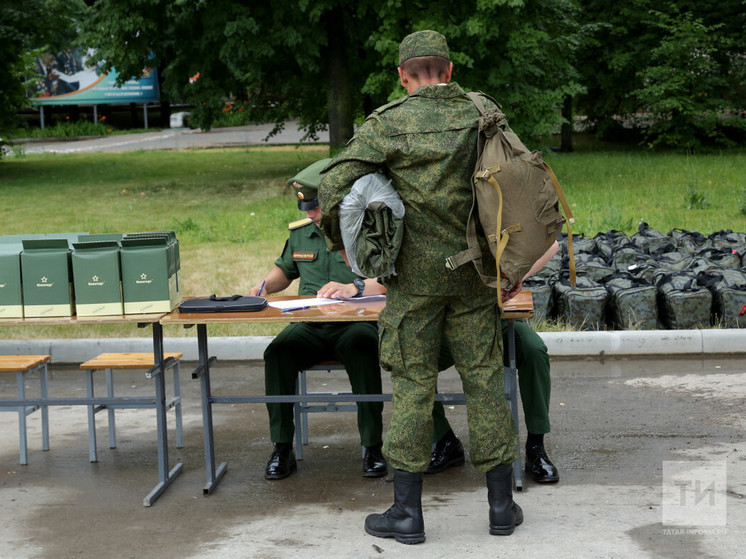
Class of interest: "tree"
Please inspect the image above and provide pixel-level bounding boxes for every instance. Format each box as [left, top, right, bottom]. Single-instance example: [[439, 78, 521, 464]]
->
[[0, 0, 84, 131], [365, 0, 584, 141], [575, 0, 746, 149], [81, 1, 582, 149]]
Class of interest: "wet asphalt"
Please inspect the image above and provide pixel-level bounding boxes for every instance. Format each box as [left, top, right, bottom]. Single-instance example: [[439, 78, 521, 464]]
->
[[1, 355, 744, 558]]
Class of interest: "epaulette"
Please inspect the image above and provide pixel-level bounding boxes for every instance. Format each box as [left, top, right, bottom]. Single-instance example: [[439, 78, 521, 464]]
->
[[288, 217, 313, 230], [372, 96, 408, 116]]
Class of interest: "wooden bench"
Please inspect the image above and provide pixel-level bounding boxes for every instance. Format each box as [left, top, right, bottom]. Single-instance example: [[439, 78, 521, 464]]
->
[[0, 355, 51, 465], [79, 352, 184, 462]]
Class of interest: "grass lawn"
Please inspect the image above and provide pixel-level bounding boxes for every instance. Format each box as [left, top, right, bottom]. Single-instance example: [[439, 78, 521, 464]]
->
[[1, 143, 745, 338]]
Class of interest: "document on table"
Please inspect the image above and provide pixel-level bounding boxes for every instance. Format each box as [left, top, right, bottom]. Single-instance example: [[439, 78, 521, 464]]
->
[[268, 295, 386, 309]]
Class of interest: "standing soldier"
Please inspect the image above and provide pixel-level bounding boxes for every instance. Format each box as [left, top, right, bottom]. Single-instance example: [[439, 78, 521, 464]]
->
[[319, 30, 521, 544]]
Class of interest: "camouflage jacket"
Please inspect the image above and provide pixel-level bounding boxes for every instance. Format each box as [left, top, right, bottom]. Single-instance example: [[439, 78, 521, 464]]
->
[[319, 82, 496, 296]]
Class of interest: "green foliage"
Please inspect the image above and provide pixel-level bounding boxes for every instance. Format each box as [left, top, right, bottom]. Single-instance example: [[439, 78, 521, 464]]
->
[[0, 0, 84, 130], [78, 0, 583, 144], [684, 185, 708, 210], [366, 0, 585, 140], [632, 10, 743, 151], [576, 1, 746, 148]]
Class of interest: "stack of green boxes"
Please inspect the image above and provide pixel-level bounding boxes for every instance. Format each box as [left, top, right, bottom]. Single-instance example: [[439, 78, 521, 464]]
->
[[0, 231, 181, 318], [72, 234, 125, 317], [120, 231, 181, 314]]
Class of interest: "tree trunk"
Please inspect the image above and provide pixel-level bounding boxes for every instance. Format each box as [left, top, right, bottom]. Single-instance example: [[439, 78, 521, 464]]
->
[[560, 94, 573, 153], [325, 7, 354, 152]]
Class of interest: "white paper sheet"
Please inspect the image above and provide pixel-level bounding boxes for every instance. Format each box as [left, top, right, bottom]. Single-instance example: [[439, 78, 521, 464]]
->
[[267, 295, 386, 310]]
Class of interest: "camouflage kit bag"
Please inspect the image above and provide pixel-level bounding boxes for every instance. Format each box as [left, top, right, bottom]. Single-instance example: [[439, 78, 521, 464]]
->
[[594, 230, 632, 261], [695, 248, 742, 270], [575, 253, 615, 283], [445, 92, 575, 307], [668, 228, 712, 255], [708, 229, 746, 253], [631, 222, 674, 254], [612, 247, 656, 274], [522, 275, 553, 321], [604, 274, 658, 330], [654, 270, 713, 329], [698, 268, 746, 328], [554, 274, 608, 330]]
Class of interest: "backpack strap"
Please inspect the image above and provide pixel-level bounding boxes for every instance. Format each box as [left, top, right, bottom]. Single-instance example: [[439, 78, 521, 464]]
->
[[544, 163, 576, 286]]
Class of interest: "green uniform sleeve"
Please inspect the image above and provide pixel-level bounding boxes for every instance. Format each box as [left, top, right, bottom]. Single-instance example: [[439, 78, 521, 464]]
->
[[318, 118, 388, 251], [274, 239, 299, 282]]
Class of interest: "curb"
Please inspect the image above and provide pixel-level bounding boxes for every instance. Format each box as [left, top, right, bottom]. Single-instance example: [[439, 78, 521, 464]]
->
[[1, 330, 744, 364]]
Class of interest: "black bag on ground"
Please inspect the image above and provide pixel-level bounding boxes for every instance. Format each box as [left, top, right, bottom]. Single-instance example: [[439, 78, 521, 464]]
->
[[668, 228, 712, 255], [179, 294, 268, 313], [631, 222, 675, 254], [698, 268, 746, 328], [553, 274, 608, 330], [654, 271, 712, 329], [603, 273, 658, 330], [695, 247, 742, 270], [523, 275, 553, 322]]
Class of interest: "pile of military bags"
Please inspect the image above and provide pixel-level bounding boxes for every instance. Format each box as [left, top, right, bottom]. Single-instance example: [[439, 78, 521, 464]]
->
[[525, 223, 746, 330]]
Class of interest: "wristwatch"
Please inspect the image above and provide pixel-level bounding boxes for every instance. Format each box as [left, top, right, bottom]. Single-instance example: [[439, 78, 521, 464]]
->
[[353, 278, 365, 298]]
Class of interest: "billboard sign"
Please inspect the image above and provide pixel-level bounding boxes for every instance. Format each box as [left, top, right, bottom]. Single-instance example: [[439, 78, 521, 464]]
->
[[28, 48, 159, 106]]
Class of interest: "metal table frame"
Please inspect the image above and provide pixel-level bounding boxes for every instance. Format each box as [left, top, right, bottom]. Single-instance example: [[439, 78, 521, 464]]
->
[[0, 314, 183, 506], [163, 294, 532, 495]]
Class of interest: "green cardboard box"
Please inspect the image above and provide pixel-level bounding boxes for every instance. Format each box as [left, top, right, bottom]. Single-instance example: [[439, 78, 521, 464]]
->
[[120, 237, 181, 314], [72, 240, 124, 316], [0, 247, 24, 318], [21, 239, 74, 317]]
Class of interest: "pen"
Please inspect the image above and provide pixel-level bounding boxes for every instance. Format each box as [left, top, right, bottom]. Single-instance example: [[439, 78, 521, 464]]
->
[[257, 280, 266, 296], [282, 306, 310, 313]]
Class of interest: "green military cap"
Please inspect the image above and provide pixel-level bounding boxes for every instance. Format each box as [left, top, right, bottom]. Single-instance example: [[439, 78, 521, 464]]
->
[[398, 30, 450, 66], [288, 158, 332, 211]]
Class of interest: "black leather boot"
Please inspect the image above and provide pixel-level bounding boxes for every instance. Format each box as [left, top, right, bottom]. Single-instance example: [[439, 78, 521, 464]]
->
[[364, 469, 426, 544], [486, 464, 524, 535]]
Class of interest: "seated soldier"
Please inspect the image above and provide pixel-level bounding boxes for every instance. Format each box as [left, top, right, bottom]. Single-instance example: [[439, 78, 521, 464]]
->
[[248, 159, 387, 480], [432, 322, 559, 483], [430, 241, 560, 483]]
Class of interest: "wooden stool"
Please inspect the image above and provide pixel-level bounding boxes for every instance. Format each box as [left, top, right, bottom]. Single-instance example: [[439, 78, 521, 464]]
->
[[0, 355, 51, 465], [79, 352, 183, 462]]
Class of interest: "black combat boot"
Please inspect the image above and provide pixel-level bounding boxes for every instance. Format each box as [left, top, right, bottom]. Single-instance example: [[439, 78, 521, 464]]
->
[[364, 469, 426, 544], [486, 463, 524, 535]]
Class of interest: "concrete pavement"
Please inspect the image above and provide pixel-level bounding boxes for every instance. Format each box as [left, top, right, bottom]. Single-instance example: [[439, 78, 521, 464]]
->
[[1, 355, 744, 558]]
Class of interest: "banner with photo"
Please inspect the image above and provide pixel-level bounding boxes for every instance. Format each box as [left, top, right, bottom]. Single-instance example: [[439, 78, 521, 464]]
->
[[28, 47, 160, 106]]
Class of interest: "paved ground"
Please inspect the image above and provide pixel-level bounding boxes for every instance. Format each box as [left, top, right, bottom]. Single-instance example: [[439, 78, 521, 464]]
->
[[7, 125, 745, 558], [17, 121, 327, 155], [1, 356, 744, 558]]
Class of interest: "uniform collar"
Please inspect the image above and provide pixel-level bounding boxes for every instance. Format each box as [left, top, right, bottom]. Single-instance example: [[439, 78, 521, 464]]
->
[[409, 81, 464, 99]]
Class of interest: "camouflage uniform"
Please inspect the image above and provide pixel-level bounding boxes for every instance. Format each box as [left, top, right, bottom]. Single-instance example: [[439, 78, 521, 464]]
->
[[319, 82, 518, 473], [264, 219, 383, 447], [433, 320, 552, 442]]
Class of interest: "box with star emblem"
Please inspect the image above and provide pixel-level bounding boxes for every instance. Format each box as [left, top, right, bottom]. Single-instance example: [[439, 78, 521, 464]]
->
[[0, 245, 24, 318], [71, 240, 124, 316], [20, 239, 75, 317], [120, 232, 181, 314]]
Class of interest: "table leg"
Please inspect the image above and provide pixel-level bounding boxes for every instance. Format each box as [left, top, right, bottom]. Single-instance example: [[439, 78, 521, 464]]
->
[[40, 364, 50, 452], [85, 370, 98, 463], [144, 322, 183, 507], [505, 319, 523, 491], [198, 324, 227, 494], [17, 371, 28, 465]]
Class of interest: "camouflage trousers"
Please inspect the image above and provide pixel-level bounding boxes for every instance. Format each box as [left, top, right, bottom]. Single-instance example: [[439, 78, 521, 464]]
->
[[378, 289, 518, 473]]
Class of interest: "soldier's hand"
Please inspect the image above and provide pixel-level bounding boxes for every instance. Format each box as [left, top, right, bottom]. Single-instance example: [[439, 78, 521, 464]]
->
[[317, 281, 356, 299]]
